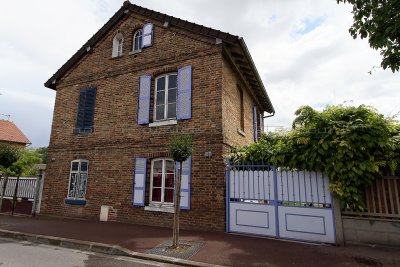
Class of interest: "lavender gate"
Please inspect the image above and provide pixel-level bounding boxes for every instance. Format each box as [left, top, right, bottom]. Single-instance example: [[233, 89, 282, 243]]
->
[[226, 161, 336, 244]]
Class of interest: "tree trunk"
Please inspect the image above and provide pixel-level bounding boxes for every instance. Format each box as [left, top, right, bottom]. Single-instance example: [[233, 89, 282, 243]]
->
[[172, 162, 182, 248], [0, 175, 9, 213], [11, 176, 20, 215]]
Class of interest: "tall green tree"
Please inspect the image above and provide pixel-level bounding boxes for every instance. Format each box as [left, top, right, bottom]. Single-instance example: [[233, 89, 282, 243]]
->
[[337, 0, 400, 72], [169, 134, 194, 249]]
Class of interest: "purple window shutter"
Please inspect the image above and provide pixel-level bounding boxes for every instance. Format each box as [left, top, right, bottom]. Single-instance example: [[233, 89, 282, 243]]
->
[[253, 106, 258, 142], [179, 157, 191, 210], [137, 75, 151, 125], [133, 158, 147, 206], [142, 23, 153, 48], [177, 65, 192, 120], [260, 113, 264, 134]]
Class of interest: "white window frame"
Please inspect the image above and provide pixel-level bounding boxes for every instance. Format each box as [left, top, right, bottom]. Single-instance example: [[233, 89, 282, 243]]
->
[[154, 73, 178, 122], [112, 33, 124, 58], [132, 29, 142, 52], [149, 158, 175, 207], [67, 159, 89, 200]]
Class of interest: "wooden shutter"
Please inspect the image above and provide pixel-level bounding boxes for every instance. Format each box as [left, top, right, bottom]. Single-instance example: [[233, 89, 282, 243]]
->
[[142, 23, 153, 48], [75, 89, 86, 133], [179, 157, 191, 210], [74, 88, 96, 133], [253, 106, 258, 142], [137, 75, 151, 125], [177, 66, 192, 120], [132, 158, 147, 206], [83, 88, 96, 132]]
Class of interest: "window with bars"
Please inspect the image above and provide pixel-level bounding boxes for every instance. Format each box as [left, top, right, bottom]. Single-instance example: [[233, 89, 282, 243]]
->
[[67, 160, 89, 200]]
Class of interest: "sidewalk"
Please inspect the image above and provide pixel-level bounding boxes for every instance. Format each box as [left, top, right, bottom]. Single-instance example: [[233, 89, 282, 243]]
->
[[0, 214, 399, 267]]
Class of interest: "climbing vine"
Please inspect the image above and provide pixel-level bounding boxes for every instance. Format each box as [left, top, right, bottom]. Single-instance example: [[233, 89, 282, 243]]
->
[[229, 105, 400, 210]]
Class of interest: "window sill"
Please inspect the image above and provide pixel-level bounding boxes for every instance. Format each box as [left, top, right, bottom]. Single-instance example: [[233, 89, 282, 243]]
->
[[65, 199, 86, 205], [237, 128, 246, 137], [73, 127, 94, 134], [149, 120, 177, 127], [129, 50, 142, 55], [144, 205, 174, 213]]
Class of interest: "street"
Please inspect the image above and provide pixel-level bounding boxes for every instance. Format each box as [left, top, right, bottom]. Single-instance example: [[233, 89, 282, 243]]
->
[[0, 237, 175, 267]]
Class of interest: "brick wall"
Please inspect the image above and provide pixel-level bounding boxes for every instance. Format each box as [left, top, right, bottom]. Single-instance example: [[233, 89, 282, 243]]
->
[[43, 10, 263, 231]]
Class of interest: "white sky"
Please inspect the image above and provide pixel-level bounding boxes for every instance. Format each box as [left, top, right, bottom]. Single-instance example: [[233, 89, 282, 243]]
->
[[0, 0, 398, 147]]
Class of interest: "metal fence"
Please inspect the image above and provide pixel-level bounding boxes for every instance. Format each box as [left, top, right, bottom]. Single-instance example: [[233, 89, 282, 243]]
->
[[228, 162, 332, 207], [342, 176, 400, 220], [0, 177, 37, 200]]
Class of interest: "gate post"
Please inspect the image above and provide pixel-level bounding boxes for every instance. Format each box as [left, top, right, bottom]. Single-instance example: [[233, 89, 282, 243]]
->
[[225, 159, 230, 233], [333, 196, 345, 246], [32, 164, 46, 216], [273, 165, 280, 238]]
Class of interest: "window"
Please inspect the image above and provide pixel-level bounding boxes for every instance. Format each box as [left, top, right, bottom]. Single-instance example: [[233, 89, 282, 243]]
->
[[67, 160, 89, 200], [133, 156, 191, 210], [133, 30, 142, 52], [137, 66, 192, 125], [74, 88, 96, 134], [112, 33, 124, 58], [154, 73, 178, 121], [238, 87, 244, 131], [150, 158, 175, 206]]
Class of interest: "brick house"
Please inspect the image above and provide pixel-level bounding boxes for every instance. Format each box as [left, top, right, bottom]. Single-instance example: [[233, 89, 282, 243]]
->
[[0, 120, 31, 148], [42, 1, 274, 231]]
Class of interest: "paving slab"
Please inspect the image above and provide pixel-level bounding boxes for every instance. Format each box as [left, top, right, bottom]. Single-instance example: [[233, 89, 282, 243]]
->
[[0, 214, 399, 267]]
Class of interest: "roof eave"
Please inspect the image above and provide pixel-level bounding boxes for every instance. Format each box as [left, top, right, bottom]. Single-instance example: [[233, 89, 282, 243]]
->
[[238, 38, 274, 114]]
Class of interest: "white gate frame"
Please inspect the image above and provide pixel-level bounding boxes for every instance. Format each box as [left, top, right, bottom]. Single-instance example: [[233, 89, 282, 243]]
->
[[226, 161, 337, 244]]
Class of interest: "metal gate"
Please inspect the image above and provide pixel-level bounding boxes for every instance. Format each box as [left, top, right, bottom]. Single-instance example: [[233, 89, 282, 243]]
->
[[226, 161, 336, 244]]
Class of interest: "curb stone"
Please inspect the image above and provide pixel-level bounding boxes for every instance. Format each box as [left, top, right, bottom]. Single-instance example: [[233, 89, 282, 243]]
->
[[0, 229, 223, 267]]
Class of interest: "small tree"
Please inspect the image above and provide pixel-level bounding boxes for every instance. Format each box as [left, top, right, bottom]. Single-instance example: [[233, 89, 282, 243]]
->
[[169, 134, 194, 249], [10, 148, 42, 214], [0, 144, 21, 212]]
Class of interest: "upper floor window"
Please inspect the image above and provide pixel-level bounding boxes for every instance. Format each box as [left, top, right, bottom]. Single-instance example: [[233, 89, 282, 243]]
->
[[73, 87, 96, 134], [67, 160, 89, 200], [112, 33, 124, 58], [154, 73, 177, 121], [133, 30, 143, 52], [150, 158, 175, 206], [137, 66, 192, 125]]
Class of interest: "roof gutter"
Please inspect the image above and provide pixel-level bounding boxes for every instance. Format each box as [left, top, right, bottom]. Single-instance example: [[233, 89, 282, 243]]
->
[[263, 111, 275, 119], [237, 38, 274, 114]]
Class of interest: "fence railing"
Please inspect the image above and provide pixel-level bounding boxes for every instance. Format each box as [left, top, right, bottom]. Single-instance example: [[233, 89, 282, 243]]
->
[[0, 177, 37, 200], [228, 162, 332, 208], [342, 176, 400, 220]]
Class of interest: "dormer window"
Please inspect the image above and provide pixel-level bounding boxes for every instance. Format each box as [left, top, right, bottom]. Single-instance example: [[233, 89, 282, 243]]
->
[[133, 30, 143, 52], [112, 33, 124, 58]]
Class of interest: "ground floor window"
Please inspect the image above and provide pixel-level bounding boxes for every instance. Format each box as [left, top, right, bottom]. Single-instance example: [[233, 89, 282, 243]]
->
[[67, 160, 89, 199], [150, 158, 175, 205]]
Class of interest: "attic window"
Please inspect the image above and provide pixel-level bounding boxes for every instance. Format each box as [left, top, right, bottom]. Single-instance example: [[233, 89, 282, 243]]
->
[[133, 29, 143, 52], [112, 33, 124, 58]]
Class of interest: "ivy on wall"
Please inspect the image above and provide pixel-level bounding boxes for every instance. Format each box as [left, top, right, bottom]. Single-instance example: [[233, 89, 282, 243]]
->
[[229, 105, 400, 210]]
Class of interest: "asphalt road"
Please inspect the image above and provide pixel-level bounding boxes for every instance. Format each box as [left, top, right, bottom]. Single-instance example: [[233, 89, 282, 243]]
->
[[0, 237, 176, 267]]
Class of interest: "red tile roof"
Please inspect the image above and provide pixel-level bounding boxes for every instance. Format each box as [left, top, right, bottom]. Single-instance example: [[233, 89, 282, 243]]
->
[[0, 120, 31, 145]]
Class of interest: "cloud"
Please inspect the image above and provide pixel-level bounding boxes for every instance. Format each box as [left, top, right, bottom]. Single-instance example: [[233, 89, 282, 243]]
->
[[0, 0, 398, 145]]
